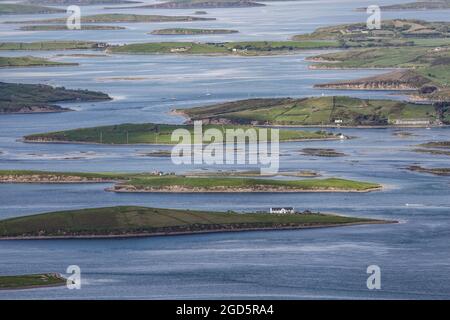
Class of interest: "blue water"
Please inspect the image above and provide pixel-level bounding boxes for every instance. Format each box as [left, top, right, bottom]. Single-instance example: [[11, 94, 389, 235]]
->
[[1, 0, 450, 299]]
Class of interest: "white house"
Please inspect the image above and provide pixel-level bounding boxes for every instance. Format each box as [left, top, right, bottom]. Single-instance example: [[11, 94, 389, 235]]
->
[[270, 207, 295, 214]]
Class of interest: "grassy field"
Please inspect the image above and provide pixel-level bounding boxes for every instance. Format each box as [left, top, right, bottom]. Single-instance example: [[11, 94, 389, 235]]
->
[[0, 56, 76, 68], [114, 176, 381, 192], [150, 28, 238, 35], [23, 123, 338, 144], [0, 41, 103, 51], [0, 206, 385, 239], [0, 3, 64, 15], [108, 40, 340, 55], [0, 273, 65, 290], [8, 13, 214, 24], [178, 96, 439, 126]]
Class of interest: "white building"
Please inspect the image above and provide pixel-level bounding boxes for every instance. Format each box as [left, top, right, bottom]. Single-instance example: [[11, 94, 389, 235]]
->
[[270, 207, 295, 214]]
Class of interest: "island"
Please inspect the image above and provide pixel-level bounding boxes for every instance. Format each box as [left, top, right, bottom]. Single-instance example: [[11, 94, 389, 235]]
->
[[407, 165, 450, 176], [107, 40, 340, 56], [175, 96, 444, 127], [7, 13, 215, 24], [0, 56, 77, 68], [19, 25, 126, 31], [0, 82, 111, 114], [0, 206, 391, 240], [356, 1, 450, 11], [292, 19, 450, 48], [24, 0, 142, 5], [108, 176, 381, 193], [0, 41, 106, 51], [413, 141, 450, 156], [150, 28, 238, 35], [0, 3, 64, 15], [108, 0, 265, 10], [0, 273, 66, 290], [22, 122, 341, 144], [0, 170, 142, 183], [301, 148, 346, 157]]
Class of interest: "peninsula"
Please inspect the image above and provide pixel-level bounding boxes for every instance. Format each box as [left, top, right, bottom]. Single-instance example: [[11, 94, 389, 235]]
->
[[19, 25, 126, 31], [0, 273, 66, 290], [0, 206, 390, 240], [150, 28, 238, 35], [108, 0, 265, 10], [356, 1, 450, 11], [0, 82, 111, 114], [0, 3, 64, 15], [23, 122, 340, 144], [24, 0, 142, 5], [0, 41, 105, 51], [0, 56, 77, 68], [175, 96, 444, 126]]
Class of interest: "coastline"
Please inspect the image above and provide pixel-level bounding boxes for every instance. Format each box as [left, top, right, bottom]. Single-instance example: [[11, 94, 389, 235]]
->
[[0, 220, 396, 241]]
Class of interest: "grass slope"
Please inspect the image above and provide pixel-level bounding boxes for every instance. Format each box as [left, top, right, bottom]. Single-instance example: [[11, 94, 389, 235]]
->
[[0, 274, 65, 290], [0, 206, 383, 239], [0, 56, 76, 68]]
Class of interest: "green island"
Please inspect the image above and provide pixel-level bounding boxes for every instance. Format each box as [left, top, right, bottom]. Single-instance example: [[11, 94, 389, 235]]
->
[[0, 3, 64, 15], [150, 28, 238, 35], [0, 273, 66, 290], [107, 40, 340, 55], [175, 96, 445, 127], [407, 165, 450, 176], [0, 56, 77, 68], [293, 19, 450, 47], [0, 41, 105, 51], [22, 122, 340, 144], [356, 0, 450, 11], [108, 0, 265, 10], [7, 13, 214, 24], [24, 0, 142, 5], [301, 148, 347, 157], [0, 82, 111, 114], [0, 206, 391, 240], [19, 25, 126, 31], [109, 176, 381, 193]]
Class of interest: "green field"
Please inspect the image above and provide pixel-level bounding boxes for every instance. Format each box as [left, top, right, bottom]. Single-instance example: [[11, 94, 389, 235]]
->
[[0, 3, 64, 15], [23, 123, 338, 144], [108, 40, 340, 55], [114, 176, 381, 192], [0, 274, 65, 290], [0, 206, 385, 239], [178, 96, 439, 126], [0, 41, 104, 51], [0, 56, 76, 68], [150, 28, 238, 35]]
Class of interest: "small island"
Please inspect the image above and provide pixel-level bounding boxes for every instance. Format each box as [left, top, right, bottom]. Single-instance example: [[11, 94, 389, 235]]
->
[[0, 3, 64, 15], [301, 148, 346, 157], [7, 13, 215, 24], [150, 28, 238, 35], [109, 176, 381, 193], [0, 41, 105, 51], [0, 273, 66, 290], [413, 141, 450, 156], [108, 0, 265, 10], [175, 96, 443, 127], [0, 82, 111, 114], [407, 165, 450, 176], [0, 56, 77, 68], [19, 25, 126, 31], [0, 206, 391, 240], [23, 122, 341, 144]]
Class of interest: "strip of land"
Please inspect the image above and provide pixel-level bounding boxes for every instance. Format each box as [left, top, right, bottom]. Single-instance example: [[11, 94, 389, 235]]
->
[[6, 13, 215, 24], [0, 41, 105, 51], [0, 273, 66, 290], [175, 96, 444, 126], [22, 122, 341, 144], [109, 176, 382, 193], [301, 148, 346, 157], [356, 1, 450, 11], [19, 25, 126, 31], [0, 82, 111, 114], [0, 3, 64, 15], [413, 140, 450, 156], [150, 28, 238, 35], [108, 0, 265, 9], [24, 0, 142, 5], [0, 206, 392, 240], [0, 56, 77, 68], [407, 165, 450, 176]]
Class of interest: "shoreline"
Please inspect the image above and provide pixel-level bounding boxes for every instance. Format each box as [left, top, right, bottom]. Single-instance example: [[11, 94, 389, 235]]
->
[[0, 220, 395, 241]]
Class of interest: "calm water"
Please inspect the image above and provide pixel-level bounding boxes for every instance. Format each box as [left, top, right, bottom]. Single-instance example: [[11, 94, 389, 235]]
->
[[1, 0, 450, 299]]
